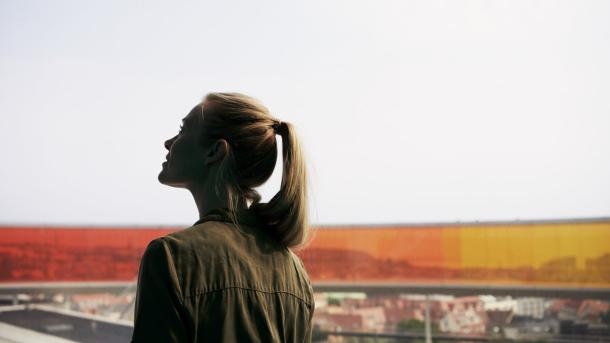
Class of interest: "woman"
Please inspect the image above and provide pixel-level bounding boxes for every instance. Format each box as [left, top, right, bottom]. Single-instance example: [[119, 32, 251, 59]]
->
[[131, 92, 314, 342]]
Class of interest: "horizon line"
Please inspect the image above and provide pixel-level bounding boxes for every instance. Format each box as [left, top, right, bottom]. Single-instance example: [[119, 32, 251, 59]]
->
[[1, 215, 609, 229]]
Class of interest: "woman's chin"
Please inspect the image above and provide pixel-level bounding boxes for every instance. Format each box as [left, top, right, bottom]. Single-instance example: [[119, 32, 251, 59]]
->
[[158, 168, 170, 184], [158, 172, 185, 188]]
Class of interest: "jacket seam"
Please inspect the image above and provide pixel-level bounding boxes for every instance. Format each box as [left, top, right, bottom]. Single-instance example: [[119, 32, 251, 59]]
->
[[185, 286, 313, 307], [158, 238, 185, 307]]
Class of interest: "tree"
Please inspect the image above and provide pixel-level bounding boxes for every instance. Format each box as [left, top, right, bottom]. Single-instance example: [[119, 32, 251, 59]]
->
[[311, 324, 328, 342], [327, 297, 341, 306], [602, 308, 610, 325], [395, 319, 439, 334]]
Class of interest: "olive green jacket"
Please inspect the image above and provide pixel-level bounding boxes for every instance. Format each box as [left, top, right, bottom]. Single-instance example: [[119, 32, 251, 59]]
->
[[131, 208, 314, 343]]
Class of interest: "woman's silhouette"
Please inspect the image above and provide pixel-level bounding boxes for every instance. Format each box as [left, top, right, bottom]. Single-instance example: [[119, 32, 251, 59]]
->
[[131, 92, 314, 342]]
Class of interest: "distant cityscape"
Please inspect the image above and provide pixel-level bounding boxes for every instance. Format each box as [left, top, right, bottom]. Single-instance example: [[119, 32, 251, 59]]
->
[[1, 289, 608, 342], [309, 293, 610, 341]]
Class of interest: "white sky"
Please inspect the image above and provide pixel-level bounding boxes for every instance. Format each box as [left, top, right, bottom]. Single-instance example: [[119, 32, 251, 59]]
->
[[1, 0, 609, 226]]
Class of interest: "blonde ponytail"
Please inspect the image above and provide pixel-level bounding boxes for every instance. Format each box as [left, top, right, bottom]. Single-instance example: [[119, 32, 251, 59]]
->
[[251, 121, 309, 247], [200, 92, 309, 248]]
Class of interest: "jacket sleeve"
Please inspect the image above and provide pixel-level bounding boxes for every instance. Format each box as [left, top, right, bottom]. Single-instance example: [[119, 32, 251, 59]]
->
[[131, 238, 189, 343], [304, 299, 315, 343]]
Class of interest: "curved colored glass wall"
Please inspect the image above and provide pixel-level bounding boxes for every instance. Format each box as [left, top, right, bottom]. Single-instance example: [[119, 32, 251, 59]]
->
[[0, 219, 608, 289], [299, 220, 610, 288]]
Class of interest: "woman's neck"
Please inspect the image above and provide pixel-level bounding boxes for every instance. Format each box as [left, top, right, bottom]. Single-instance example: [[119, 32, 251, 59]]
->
[[188, 181, 248, 221]]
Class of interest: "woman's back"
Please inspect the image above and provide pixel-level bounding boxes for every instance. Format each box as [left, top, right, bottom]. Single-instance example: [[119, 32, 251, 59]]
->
[[131, 208, 314, 342]]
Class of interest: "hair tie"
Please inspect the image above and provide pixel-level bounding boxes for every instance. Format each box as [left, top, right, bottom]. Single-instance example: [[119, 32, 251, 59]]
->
[[272, 120, 284, 134]]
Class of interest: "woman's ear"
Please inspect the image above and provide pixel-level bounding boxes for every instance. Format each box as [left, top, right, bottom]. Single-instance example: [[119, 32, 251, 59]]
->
[[204, 139, 229, 166]]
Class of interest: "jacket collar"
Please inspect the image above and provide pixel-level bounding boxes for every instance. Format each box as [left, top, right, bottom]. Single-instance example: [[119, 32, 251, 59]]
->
[[192, 207, 262, 227]]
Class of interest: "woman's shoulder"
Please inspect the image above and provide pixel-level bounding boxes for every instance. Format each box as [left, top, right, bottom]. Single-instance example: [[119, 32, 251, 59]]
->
[[286, 249, 314, 297], [158, 219, 285, 264], [161, 220, 236, 253]]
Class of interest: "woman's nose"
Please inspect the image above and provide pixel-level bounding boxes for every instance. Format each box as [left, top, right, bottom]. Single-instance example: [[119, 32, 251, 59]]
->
[[164, 138, 173, 150]]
